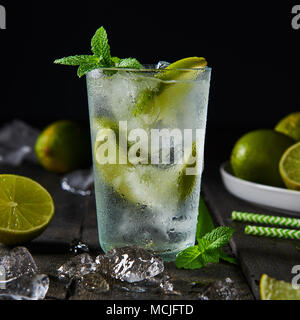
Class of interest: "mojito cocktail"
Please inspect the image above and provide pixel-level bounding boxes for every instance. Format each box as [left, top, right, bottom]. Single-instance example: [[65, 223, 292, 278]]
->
[[54, 26, 211, 261], [86, 63, 211, 261]]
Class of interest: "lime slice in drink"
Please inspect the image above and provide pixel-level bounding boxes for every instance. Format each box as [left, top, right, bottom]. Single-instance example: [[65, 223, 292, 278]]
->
[[132, 57, 207, 121], [93, 119, 198, 207], [260, 274, 300, 300], [0, 174, 55, 245], [279, 142, 300, 190]]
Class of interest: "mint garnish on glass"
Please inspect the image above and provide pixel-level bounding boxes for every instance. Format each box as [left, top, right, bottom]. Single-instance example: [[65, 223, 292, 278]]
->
[[176, 226, 236, 270], [54, 26, 142, 77]]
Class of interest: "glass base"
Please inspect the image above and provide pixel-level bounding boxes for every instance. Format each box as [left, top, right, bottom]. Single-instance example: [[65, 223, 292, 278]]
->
[[100, 241, 189, 262]]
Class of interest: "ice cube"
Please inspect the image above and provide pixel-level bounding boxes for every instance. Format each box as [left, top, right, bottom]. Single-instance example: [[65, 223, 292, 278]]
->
[[0, 274, 49, 300], [57, 253, 97, 280], [69, 239, 90, 255], [198, 278, 241, 300], [95, 246, 164, 283], [74, 273, 110, 296], [0, 120, 40, 166], [61, 168, 94, 196], [156, 61, 171, 69], [0, 245, 38, 280], [0, 245, 49, 300]]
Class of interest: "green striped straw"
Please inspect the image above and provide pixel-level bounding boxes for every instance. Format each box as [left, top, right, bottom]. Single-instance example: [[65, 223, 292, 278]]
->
[[245, 225, 300, 240], [232, 211, 300, 229]]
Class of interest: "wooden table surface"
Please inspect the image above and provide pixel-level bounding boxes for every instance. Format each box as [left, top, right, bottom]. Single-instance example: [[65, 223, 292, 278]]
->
[[6, 148, 300, 300]]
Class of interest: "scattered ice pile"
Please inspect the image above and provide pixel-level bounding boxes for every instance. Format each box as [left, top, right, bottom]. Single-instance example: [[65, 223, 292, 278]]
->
[[0, 120, 40, 166], [56, 246, 176, 297], [198, 278, 241, 300], [95, 246, 164, 283], [0, 245, 49, 300]]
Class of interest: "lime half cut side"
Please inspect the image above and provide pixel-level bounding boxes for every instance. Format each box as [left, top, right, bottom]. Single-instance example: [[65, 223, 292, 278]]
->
[[279, 142, 300, 190], [0, 174, 55, 245], [260, 274, 300, 300]]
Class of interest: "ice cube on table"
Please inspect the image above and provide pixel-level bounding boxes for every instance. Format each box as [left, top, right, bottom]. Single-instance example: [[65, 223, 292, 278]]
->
[[57, 253, 97, 280], [61, 168, 94, 196], [69, 239, 90, 255], [95, 246, 164, 283], [0, 245, 38, 279], [198, 278, 241, 300], [0, 245, 49, 300], [0, 274, 49, 300], [74, 273, 110, 296], [0, 119, 40, 166]]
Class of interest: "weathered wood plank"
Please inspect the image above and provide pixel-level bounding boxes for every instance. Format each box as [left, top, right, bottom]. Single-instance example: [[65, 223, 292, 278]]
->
[[202, 161, 300, 299]]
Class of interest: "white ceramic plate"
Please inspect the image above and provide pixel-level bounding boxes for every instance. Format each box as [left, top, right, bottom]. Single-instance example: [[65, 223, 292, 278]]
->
[[220, 162, 300, 216]]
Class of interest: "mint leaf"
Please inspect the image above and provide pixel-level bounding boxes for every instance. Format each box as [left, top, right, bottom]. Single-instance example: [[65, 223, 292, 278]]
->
[[196, 198, 215, 240], [111, 56, 121, 65], [202, 250, 221, 265], [77, 63, 100, 77], [117, 58, 143, 69], [203, 226, 235, 251], [54, 26, 143, 76], [219, 249, 237, 264], [91, 26, 112, 66], [176, 226, 235, 270], [54, 55, 98, 66], [176, 246, 204, 269]]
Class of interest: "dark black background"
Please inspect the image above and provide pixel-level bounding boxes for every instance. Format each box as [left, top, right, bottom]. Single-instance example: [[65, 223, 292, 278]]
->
[[0, 1, 299, 138]]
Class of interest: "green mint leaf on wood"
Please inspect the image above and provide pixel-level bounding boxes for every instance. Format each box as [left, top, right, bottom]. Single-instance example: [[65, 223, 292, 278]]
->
[[218, 249, 237, 264], [176, 246, 204, 270], [176, 226, 236, 270], [202, 226, 235, 250]]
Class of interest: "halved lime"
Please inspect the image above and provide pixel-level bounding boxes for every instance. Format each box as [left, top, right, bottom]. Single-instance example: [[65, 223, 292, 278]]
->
[[260, 274, 300, 300], [279, 142, 300, 190], [0, 174, 55, 245], [93, 119, 198, 207]]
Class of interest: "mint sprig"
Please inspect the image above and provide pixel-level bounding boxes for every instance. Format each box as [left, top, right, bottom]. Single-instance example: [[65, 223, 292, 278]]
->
[[176, 226, 236, 270], [54, 26, 143, 77]]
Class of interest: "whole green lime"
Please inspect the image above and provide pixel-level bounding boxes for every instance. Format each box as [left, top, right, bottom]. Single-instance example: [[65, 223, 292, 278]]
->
[[275, 112, 300, 141], [35, 120, 91, 173], [230, 129, 294, 187]]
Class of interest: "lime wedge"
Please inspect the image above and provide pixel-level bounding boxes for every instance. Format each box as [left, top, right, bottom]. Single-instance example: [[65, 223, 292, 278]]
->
[[0, 174, 55, 245], [260, 274, 300, 300], [132, 57, 207, 119], [279, 142, 300, 190], [157, 57, 207, 81], [93, 119, 198, 207]]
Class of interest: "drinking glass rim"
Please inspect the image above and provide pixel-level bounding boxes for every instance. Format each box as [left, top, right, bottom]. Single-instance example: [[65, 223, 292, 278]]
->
[[87, 65, 210, 74]]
